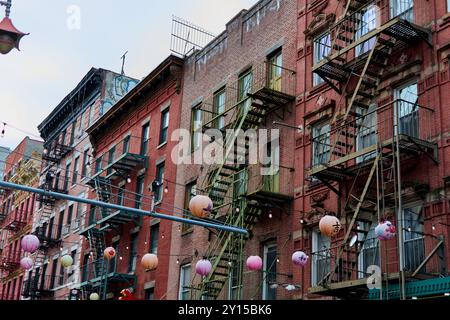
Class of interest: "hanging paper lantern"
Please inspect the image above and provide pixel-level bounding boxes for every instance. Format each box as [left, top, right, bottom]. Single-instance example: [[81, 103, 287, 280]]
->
[[89, 293, 100, 301], [141, 253, 158, 271], [375, 221, 396, 241], [195, 259, 212, 276], [104, 247, 116, 260], [189, 195, 213, 218], [319, 215, 341, 237], [292, 251, 309, 267], [21, 235, 40, 253], [246, 256, 263, 271], [20, 257, 33, 270], [61, 255, 74, 268]]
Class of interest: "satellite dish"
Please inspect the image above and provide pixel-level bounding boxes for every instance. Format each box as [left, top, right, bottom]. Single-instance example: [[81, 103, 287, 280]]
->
[[349, 235, 358, 247]]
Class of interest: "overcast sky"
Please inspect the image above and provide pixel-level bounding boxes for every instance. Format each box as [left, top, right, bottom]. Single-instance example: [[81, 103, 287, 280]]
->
[[0, 0, 257, 149]]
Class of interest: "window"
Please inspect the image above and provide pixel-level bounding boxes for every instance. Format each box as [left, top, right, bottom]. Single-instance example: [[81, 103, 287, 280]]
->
[[154, 163, 165, 202], [76, 197, 83, 220], [88, 105, 95, 127], [403, 204, 425, 272], [72, 156, 79, 185], [149, 223, 159, 254], [70, 121, 76, 145], [145, 287, 155, 300], [135, 175, 145, 209], [95, 155, 103, 174], [359, 224, 380, 277], [183, 182, 197, 232], [396, 82, 419, 138], [312, 230, 331, 286], [390, 0, 413, 22], [107, 146, 116, 175], [66, 205, 73, 233], [81, 149, 89, 178], [57, 210, 64, 239], [263, 244, 277, 300], [178, 264, 191, 300], [213, 89, 226, 130], [238, 70, 253, 117], [355, 5, 378, 56], [313, 33, 331, 86], [117, 187, 124, 206], [357, 104, 377, 163], [228, 261, 242, 300], [312, 122, 330, 166], [50, 258, 58, 289], [159, 109, 170, 145], [191, 106, 203, 152], [69, 250, 77, 276], [81, 255, 89, 282], [109, 241, 119, 273], [59, 263, 65, 286], [61, 130, 67, 146], [141, 123, 150, 155], [128, 233, 138, 272], [64, 162, 71, 189], [268, 50, 282, 91], [123, 135, 130, 154]]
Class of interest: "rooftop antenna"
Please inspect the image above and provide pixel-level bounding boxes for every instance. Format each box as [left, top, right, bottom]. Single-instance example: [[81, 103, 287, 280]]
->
[[120, 50, 128, 75]]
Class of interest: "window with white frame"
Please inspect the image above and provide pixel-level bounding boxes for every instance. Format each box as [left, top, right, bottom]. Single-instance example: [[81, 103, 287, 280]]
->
[[403, 204, 425, 272], [179, 264, 191, 300], [390, 0, 414, 22], [228, 261, 242, 300], [356, 104, 378, 163], [312, 229, 331, 286], [262, 243, 277, 300], [312, 121, 330, 166], [313, 32, 331, 86], [355, 5, 379, 56], [358, 223, 380, 278]]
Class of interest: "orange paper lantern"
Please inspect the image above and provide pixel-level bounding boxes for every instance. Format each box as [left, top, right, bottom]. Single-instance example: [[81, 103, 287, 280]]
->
[[319, 215, 341, 237], [189, 195, 213, 218], [141, 253, 158, 271]]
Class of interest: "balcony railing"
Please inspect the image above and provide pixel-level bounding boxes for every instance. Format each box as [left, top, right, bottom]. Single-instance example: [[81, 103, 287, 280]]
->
[[80, 257, 135, 286], [310, 232, 446, 294], [247, 165, 294, 201], [1, 210, 28, 232], [89, 135, 147, 184], [42, 141, 73, 164], [0, 251, 21, 272], [200, 61, 296, 130], [310, 99, 437, 178], [22, 274, 63, 298], [33, 223, 63, 248], [86, 206, 137, 230]]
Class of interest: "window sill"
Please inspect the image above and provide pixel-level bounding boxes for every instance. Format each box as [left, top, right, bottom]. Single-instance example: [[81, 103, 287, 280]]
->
[[157, 141, 167, 150]]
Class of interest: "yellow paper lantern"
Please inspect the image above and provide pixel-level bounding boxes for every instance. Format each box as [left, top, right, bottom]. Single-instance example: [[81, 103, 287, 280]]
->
[[141, 253, 158, 271], [189, 195, 213, 218], [61, 255, 74, 268], [89, 293, 100, 300], [319, 215, 341, 237]]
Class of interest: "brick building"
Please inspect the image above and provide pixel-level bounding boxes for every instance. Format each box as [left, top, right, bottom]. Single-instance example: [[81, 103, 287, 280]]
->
[[293, 0, 450, 300], [25, 68, 138, 300], [169, 0, 299, 300], [0, 137, 43, 300], [80, 55, 183, 300]]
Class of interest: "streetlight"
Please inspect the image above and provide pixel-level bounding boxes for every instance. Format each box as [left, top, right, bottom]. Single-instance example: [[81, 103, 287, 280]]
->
[[0, 0, 28, 55]]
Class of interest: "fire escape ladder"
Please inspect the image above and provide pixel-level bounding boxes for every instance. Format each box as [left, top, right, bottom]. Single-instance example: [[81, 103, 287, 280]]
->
[[326, 153, 381, 285], [196, 201, 263, 299], [86, 228, 107, 299]]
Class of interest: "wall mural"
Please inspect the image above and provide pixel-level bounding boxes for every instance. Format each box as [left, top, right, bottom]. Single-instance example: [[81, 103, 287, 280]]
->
[[100, 74, 139, 116]]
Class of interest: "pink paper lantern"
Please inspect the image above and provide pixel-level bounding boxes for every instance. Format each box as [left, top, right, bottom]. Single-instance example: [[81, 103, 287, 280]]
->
[[319, 215, 341, 237], [189, 195, 213, 218], [292, 251, 308, 267], [246, 256, 263, 271], [375, 221, 396, 241], [20, 257, 33, 270], [104, 247, 116, 260], [21, 235, 40, 253], [141, 253, 158, 271], [195, 259, 212, 276]]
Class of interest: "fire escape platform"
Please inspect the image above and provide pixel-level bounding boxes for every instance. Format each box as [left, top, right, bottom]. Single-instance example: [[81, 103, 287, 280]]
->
[[105, 153, 147, 180], [247, 189, 293, 205], [97, 209, 136, 228], [79, 272, 136, 289], [309, 134, 438, 181], [247, 87, 295, 111], [309, 272, 404, 298], [313, 18, 430, 81]]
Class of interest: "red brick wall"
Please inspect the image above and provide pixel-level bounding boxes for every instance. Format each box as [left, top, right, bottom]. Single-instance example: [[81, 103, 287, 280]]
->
[[169, 0, 298, 300]]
